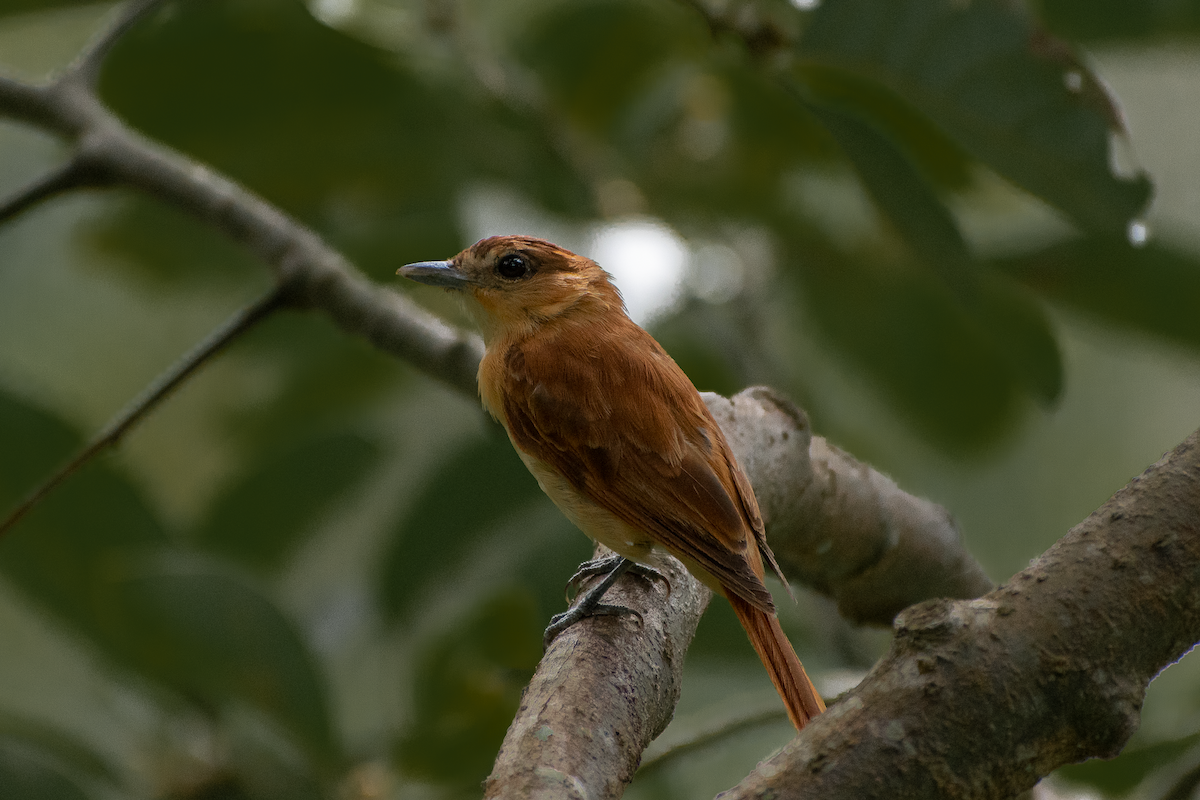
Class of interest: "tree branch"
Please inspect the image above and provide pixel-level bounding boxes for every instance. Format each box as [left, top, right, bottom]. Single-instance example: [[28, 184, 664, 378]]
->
[[722, 429, 1200, 799], [0, 156, 109, 226], [485, 547, 711, 799], [0, 66, 484, 395], [0, 77, 58, 132], [707, 388, 994, 625], [0, 11, 1003, 797], [637, 705, 789, 775], [482, 388, 989, 800], [65, 0, 171, 88]]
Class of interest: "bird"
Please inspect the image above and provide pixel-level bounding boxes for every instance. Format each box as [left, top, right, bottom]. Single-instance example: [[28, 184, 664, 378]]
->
[[398, 235, 825, 730]]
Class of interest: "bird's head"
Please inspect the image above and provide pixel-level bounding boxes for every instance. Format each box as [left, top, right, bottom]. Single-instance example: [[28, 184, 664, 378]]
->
[[398, 236, 623, 340]]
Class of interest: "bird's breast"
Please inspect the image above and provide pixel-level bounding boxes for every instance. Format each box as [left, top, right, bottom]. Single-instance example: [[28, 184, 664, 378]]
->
[[516, 450, 656, 563]]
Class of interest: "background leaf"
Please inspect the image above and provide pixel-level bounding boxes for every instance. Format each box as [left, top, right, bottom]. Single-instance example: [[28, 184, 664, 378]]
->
[[0, 389, 168, 634], [797, 0, 1152, 234], [803, 99, 976, 294], [1036, 0, 1200, 42], [1057, 730, 1200, 796], [378, 430, 549, 621], [793, 241, 1025, 449], [95, 553, 338, 765], [994, 237, 1200, 352], [195, 431, 380, 571], [0, 738, 93, 800], [395, 589, 542, 788], [0, 713, 120, 789]]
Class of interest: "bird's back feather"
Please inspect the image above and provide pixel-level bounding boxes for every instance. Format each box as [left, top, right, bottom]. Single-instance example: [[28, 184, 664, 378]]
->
[[482, 308, 778, 612]]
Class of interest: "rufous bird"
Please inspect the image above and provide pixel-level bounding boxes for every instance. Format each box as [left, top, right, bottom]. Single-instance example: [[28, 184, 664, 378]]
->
[[399, 235, 825, 730]]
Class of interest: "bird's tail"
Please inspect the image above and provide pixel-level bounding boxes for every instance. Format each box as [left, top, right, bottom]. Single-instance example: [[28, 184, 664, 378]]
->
[[727, 593, 826, 730]]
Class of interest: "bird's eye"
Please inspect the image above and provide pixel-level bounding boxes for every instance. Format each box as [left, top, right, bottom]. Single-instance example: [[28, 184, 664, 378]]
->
[[496, 253, 529, 279]]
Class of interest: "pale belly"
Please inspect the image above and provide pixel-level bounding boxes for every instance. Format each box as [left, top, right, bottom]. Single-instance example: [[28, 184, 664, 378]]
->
[[516, 450, 657, 564]]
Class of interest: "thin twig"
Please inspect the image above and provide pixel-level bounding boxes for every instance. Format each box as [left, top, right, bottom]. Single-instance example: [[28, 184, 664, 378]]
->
[[0, 287, 287, 539], [66, 0, 172, 88], [637, 705, 790, 774], [0, 76, 57, 131], [0, 157, 105, 226]]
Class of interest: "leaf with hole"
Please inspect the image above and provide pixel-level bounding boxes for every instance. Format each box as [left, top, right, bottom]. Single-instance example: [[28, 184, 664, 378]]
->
[[797, 0, 1152, 234]]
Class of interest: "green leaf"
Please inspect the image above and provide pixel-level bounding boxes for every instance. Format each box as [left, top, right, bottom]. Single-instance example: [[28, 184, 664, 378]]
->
[[797, 0, 1152, 234], [396, 589, 542, 787], [519, 0, 695, 132], [994, 237, 1200, 354], [94, 0, 588, 284], [227, 311, 403, 450], [796, 66, 974, 190], [223, 708, 325, 800], [0, 714, 120, 788], [0, 390, 168, 634], [796, 102, 1064, 404], [650, 302, 758, 400], [378, 430, 546, 620], [0, 0, 105, 16], [0, 391, 334, 764], [95, 553, 337, 763], [0, 738, 93, 800], [1036, 0, 1200, 42], [794, 240, 1024, 450], [0, 389, 79, 507], [1057, 730, 1200, 796], [195, 431, 380, 571], [972, 275, 1063, 405], [803, 100, 975, 295], [618, 59, 831, 218], [82, 194, 264, 289], [96, 0, 458, 277]]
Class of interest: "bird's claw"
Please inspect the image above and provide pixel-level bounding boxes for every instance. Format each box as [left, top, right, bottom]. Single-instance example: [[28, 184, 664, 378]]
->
[[564, 556, 669, 602], [543, 556, 660, 650], [543, 603, 643, 650]]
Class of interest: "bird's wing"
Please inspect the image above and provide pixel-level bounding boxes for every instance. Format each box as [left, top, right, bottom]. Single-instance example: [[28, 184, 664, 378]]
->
[[501, 319, 777, 612]]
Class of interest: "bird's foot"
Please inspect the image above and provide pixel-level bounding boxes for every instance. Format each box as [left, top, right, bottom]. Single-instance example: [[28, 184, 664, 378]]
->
[[544, 557, 661, 650], [543, 603, 642, 650], [564, 555, 668, 602]]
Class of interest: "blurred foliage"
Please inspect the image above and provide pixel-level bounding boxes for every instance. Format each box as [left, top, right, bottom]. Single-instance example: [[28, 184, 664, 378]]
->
[[1036, 0, 1200, 42], [0, 711, 121, 789], [1057, 730, 1200, 796], [0, 0, 1198, 797], [379, 430, 543, 621], [0, 0, 104, 16], [85, 195, 264, 289], [396, 590, 542, 792], [795, 0, 1153, 235], [195, 431, 379, 571], [97, 554, 338, 765], [995, 237, 1200, 352], [96, 0, 591, 282], [0, 737, 93, 800]]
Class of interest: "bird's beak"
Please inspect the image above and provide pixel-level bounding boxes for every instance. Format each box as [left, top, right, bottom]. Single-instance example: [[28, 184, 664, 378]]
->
[[398, 260, 472, 289]]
